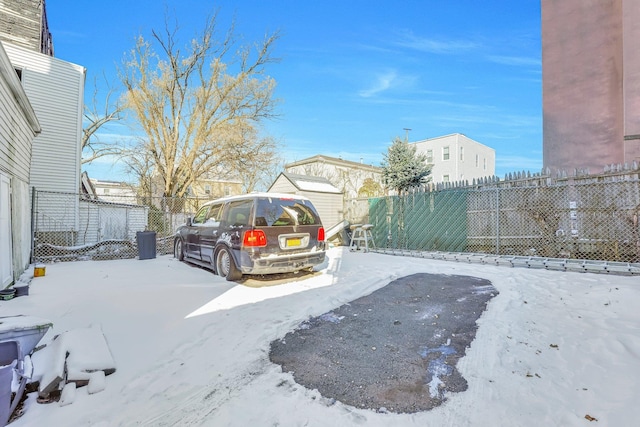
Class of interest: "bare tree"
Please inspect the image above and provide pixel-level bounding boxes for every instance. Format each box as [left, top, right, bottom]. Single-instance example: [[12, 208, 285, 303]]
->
[[82, 75, 125, 164], [119, 11, 281, 197]]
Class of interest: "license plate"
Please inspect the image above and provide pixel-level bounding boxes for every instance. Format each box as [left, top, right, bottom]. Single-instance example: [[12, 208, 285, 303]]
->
[[287, 238, 301, 247]]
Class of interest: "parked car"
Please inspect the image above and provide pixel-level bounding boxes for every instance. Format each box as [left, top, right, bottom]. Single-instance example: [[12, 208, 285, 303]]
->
[[174, 193, 326, 280]]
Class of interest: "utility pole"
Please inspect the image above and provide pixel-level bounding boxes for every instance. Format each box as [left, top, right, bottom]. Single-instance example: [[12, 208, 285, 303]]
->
[[403, 128, 412, 142]]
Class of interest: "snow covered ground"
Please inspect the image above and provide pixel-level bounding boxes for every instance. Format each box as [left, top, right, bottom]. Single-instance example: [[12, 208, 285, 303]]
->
[[2, 247, 640, 426]]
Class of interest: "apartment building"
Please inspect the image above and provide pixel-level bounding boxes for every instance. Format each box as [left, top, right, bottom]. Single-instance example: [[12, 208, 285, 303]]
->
[[411, 133, 495, 183]]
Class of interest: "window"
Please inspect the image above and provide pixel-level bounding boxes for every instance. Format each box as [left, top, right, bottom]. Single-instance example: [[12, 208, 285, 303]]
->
[[224, 186, 231, 196], [443, 146, 450, 160], [224, 200, 253, 227], [483, 158, 487, 170], [192, 205, 210, 225], [204, 184, 211, 195], [14, 68, 22, 81], [460, 147, 464, 161], [256, 198, 321, 226], [205, 204, 223, 225], [475, 154, 479, 167], [426, 149, 433, 164], [442, 174, 450, 183], [103, 188, 110, 194]]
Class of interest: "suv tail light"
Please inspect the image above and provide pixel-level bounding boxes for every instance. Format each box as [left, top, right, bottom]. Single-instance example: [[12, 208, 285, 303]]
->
[[317, 227, 325, 242], [243, 230, 267, 247]]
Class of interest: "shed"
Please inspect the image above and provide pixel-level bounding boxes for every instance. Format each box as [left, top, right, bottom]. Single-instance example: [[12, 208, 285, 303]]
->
[[268, 172, 343, 228]]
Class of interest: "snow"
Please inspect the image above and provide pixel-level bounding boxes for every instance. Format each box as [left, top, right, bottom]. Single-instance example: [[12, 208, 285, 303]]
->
[[2, 247, 640, 426], [294, 180, 342, 193]]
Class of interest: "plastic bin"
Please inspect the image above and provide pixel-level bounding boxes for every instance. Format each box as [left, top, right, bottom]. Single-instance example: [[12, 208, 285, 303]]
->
[[136, 231, 157, 260], [0, 341, 17, 425]]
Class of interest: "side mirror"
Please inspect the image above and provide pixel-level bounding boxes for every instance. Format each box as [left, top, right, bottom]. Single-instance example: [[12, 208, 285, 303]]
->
[[186, 217, 192, 226]]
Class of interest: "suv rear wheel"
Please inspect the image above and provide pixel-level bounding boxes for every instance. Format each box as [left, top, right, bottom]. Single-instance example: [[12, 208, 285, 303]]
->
[[216, 247, 242, 281], [174, 238, 184, 261]]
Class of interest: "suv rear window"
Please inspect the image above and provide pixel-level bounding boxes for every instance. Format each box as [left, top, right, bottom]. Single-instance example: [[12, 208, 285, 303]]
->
[[254, 197, 322, 226]]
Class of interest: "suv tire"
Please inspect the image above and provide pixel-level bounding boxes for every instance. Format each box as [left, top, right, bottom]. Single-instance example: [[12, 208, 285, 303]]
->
[[174, 238, 184, 261], [216, 247, 242, 281]]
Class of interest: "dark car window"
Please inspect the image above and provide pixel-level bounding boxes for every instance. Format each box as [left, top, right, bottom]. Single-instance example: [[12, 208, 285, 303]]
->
[[222, 199, 253, 227], [255, 197, 321, 226], [192, 205, 210, 225], [205, 204, 223, 225]]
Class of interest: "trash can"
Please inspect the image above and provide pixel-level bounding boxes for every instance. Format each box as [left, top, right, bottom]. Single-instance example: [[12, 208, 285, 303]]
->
[[136, 231, 157, 260]]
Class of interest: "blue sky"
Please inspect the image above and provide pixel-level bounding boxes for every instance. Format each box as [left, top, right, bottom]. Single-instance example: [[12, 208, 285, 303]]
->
[[47, 0, 542, 182]]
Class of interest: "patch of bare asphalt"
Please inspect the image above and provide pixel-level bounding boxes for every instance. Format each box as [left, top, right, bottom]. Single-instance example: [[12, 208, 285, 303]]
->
[[269, 273, 498, 413]]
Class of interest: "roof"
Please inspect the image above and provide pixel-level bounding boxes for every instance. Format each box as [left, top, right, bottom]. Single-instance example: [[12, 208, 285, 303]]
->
[[273, 172, 342, 194], [281, 172, 342, 194], [285, 154, 381, 173], [201, 191, 313, 207], [410, 133, 494, 151]]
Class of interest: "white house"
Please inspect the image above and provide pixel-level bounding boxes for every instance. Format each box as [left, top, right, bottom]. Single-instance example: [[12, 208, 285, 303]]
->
[[285, 155, 384, 199], [411, 133, 496, 184], [90, 178, 137, 203], [0, 41, 41, 286], [3, 43, 86, 249], [268, 172, 343, 228]]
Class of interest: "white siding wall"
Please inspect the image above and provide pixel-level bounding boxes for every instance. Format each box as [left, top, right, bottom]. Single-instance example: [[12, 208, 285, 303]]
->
[[0, 42, 40, 282], [268, 176, 297, 194], [79, 201, 149, 245], [0, 79, 34, 182], [0, 43, 37, 183], [413, 134, 496, 183], [4, 43, 86, 231], [306, 192, 342, 228]]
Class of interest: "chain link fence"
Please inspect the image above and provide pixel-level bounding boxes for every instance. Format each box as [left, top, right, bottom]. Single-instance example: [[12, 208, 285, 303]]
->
[[31, 167, 640, 274], [31, 190, 215, 262], [345, 168, 640, 274]]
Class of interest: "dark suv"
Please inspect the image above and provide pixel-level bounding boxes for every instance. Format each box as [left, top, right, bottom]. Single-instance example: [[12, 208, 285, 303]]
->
[[173, 193, 326, 280]]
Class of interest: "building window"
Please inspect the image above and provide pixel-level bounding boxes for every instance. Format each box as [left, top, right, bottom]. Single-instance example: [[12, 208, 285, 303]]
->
[[475, 154, 479, 167], [224, 186, 231, 196], [204, 184, 211, 195], [442, 174, 450, 183], [14, 68, 22, 81], [103, 188, 110, 194], [426, 149, 433, 164], [460, 147, 464, 161], [443, 146, 450, 160], [483, 158, 487, 170]]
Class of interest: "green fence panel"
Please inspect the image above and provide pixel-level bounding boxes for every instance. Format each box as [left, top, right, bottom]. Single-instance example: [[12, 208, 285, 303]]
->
[[367, 189, 468, 251]]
